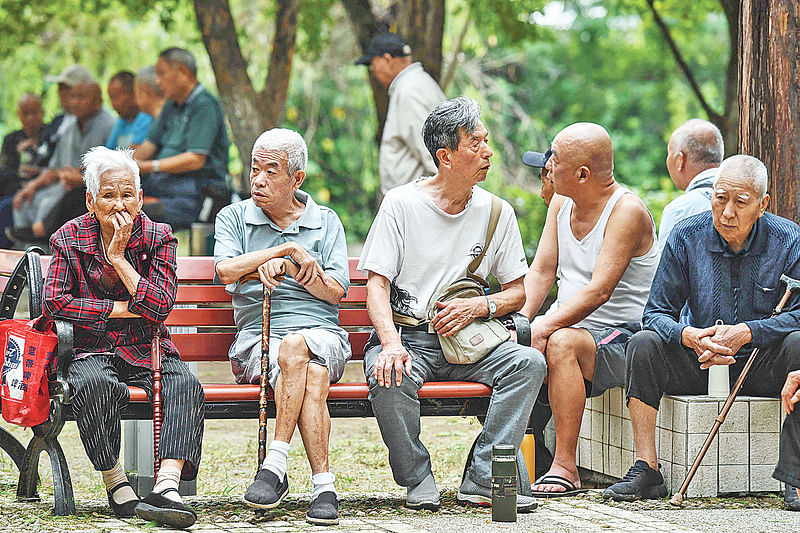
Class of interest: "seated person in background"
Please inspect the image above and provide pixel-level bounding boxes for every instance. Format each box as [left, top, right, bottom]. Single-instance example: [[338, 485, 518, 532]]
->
[[134, 66, 166, 122], [658, 118, 723, 254], [777, 370, 800, 511], [358, 97, 544, 512], [521, 123, 658, 497], [11, 67, 114, 244], [214, 129, 350, 525], [106, 71, 152, 150], [134, 47, 230, 228], [43, 146, 204, 528], [0, 94, 45, 196], [38, 66, 82, 169], [604, 155, 800, 503]]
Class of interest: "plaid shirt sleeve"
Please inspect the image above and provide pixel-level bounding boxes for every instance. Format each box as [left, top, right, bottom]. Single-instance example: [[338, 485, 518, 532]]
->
[[128, 226, 178, 322], [43, 232, 113, 332]]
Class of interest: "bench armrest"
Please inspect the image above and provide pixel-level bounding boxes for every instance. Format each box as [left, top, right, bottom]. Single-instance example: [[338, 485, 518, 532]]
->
[[49, 320, 74, 404]]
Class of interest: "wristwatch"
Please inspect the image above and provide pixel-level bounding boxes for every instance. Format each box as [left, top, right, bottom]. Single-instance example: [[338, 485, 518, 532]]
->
[[485, 296, 497, 319]]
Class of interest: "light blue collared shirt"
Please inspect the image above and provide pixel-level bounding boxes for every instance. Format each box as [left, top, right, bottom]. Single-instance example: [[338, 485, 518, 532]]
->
[[658, 167, 718, 256], [213, 190, 349, 338]]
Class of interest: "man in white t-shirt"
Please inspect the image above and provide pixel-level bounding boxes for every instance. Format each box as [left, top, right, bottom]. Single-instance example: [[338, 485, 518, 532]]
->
[[520, 123, 658, 497], [358, 97, 545, 512]]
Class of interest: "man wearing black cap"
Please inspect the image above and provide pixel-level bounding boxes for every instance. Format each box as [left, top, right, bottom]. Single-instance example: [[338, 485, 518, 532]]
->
[[356, 32, 445, 196], [523, 148, 555, 207]]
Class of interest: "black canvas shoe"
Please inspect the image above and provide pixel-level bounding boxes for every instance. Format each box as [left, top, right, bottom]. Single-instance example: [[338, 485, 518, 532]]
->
[[306, 491, 339, 525], [603, 460, 668, 502], [785, 484, 800, 511], [243, 469, 289, 509], [107, 481, 139, 518], [134, 488, 197, 529]]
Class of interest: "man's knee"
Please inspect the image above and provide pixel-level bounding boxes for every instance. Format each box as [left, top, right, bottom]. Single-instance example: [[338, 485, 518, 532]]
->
[[510, 346, 547, 382], [782, 331, 800, 368], [545, 328, 590, 366], [304, 363, 330, 401], [626, 330, 664, 367], [278, 334, 311, 370]]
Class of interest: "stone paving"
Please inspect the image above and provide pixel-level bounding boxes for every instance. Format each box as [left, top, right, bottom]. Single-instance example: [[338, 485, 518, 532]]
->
[[7, 489, 799, 533]]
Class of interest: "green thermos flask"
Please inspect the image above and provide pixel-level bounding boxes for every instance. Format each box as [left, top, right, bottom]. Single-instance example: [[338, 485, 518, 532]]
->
[[492, 444, 517, 522]]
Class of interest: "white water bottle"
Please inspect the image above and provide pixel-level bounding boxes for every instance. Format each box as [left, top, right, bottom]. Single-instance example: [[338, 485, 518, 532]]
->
[[708, 319, 730, 397]]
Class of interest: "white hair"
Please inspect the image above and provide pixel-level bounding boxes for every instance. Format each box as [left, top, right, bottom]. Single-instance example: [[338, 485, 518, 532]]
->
[[251, 128, 308, 175], [716, 154, 768, 198], [81, 146, 141, 199]]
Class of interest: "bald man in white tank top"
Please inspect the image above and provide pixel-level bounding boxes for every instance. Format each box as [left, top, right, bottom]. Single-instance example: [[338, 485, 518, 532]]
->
[[520, 123, 658, 496]]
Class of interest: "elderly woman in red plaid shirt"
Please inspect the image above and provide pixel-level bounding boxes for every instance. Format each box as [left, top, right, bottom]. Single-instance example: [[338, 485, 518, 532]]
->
[[42, 146, 203, 529]]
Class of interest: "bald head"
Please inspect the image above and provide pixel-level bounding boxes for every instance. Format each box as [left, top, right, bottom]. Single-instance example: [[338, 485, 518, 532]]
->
[[17, 94, 44, 135], [551, 122, 614, 183]]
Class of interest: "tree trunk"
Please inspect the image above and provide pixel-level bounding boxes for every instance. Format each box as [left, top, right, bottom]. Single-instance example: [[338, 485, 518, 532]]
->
[[397, 0, 445, 82], [194, 0, 299, 190], [739, 0, 800, 221], [719, 0, 740, 155], [342, 0, 389, 144]]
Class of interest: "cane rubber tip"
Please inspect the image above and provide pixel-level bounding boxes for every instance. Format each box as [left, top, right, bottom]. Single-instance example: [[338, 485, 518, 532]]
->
[[669, 493, 684, 507]]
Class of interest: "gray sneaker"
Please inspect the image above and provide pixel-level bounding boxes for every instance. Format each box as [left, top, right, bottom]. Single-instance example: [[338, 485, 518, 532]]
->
[[406, 472, 440, 510], [456, 476, 538, 513], [785, 484, 800, 511]]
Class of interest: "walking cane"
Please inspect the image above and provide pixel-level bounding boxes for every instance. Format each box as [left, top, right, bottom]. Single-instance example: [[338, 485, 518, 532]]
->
[[238, 271, 278, 469], [670, 273, 800, 506], [152, 333, 163, 477]]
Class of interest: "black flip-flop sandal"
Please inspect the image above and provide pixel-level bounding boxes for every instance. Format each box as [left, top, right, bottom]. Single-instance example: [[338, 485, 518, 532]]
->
[[531, 474, 587, 498]]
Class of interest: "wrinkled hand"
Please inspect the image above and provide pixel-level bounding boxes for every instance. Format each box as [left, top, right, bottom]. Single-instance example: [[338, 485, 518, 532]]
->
[[18, 165, 39, 180], [707, 323, 752, 355], [373, 342, 413, 388], [682, 325, 734, 363], [781, 370, 800, 415], [528, 323, 549, 354], [285, 243, 326, 286], [107, 211, 134, 263], [58, 167, 83, 191], [431, 297, 482, 336], [13, 181, 37, 208], [258, 257, 288, 291]]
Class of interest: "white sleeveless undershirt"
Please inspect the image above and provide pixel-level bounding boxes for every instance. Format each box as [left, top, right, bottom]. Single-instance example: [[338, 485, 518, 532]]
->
[[556, 187, 658, 329]]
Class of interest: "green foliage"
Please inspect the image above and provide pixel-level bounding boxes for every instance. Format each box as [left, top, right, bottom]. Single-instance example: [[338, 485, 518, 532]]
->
[[0, 0, 733, 252]]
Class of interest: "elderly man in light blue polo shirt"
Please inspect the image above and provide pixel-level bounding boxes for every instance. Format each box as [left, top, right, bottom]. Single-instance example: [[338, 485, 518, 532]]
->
[[214, 128, 349, 525]]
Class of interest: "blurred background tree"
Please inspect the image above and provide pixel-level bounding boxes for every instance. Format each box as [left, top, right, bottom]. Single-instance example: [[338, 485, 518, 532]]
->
[[0, 0, 735, 255]]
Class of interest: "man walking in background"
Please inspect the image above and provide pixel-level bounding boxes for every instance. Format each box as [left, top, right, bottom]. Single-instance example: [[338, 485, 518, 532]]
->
[[356, 32, 445, 196]]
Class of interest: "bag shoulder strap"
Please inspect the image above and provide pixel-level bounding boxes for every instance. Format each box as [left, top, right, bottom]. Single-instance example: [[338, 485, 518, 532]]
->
[[467, 194, 503, 283]]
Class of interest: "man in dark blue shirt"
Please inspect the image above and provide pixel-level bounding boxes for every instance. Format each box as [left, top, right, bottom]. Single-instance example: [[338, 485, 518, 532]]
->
[[603, 155, 800, 507]]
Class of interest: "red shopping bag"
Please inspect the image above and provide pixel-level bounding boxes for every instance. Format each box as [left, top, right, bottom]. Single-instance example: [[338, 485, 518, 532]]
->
[[0, 317, 57, 427]]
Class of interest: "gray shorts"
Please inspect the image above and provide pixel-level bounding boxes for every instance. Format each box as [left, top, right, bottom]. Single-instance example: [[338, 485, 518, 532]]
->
[[586, 321, 641, 398], [231, 327, 351, 388]]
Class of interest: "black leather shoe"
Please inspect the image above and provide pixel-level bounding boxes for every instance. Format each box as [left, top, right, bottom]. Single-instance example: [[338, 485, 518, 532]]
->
[[306, 491, 339, 525], [244, 469, 289, 509], [785, 484, 800, 511], [134, 488, 197, 529], [107, 481, 139, 518]]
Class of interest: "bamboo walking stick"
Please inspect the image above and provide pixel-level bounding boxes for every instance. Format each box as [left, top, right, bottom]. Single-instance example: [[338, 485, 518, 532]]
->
[[670, 274, 800, 506], [258, 283, 272, 468]]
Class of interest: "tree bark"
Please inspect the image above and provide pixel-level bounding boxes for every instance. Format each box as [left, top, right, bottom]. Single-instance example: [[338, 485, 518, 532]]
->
[[194, 0, 299, 189], [739, 0, 800, 221], [646, 0, 740, 155], [397, 0, 445, 82]]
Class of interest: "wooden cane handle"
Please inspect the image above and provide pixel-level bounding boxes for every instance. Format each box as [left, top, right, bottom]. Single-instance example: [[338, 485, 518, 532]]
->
[[239, 271, 284, 284]]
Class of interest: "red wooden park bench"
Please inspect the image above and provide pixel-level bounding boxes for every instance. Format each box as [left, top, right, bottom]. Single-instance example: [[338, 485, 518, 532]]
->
[[0, 248, 530, 515]]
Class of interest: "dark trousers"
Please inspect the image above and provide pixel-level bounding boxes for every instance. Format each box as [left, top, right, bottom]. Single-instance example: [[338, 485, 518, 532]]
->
[[775, 407, 800, 488], [626, 330, 800, 488], [67, 354, 205, 480]]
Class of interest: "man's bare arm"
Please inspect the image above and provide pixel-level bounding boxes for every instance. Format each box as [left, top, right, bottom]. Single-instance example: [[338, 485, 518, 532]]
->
[[533, 194, 653, 338], [520, 195, 563, 320], [134, 140, 157, 161], [138, 152, 206, 174], [216, 243, 299, 285], [366, 272, 412, 387]]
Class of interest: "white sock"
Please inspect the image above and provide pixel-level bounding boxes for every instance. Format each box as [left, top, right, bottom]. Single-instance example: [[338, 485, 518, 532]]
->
[[101, 461, 137, 504], [262, 440, 290, 479], [311, 471, 335, 501], [153, 463, 182, 503]]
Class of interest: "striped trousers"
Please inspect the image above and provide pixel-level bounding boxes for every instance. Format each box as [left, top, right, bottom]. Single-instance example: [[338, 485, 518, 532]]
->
[[67, 354, 205, 479]]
